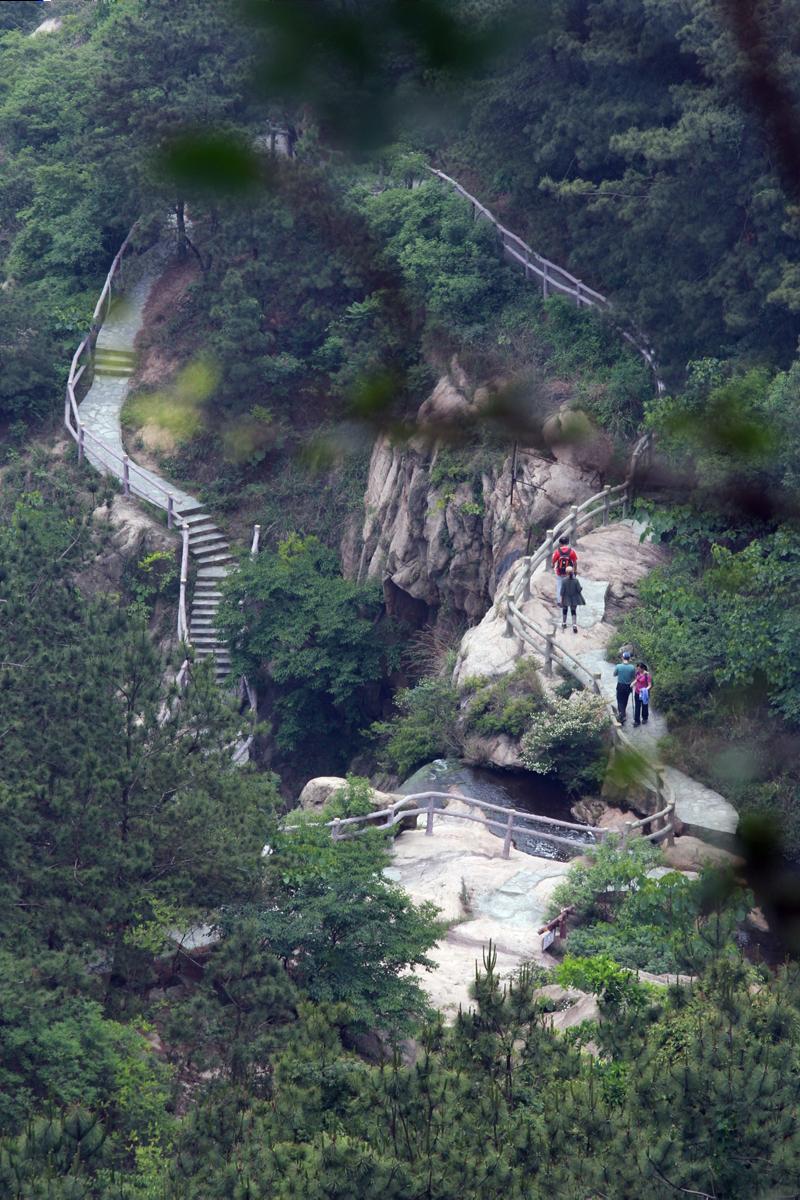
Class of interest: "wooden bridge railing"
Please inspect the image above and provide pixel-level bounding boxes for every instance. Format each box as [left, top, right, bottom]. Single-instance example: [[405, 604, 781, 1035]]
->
[[290, 786, 674, 857], [428, 167, 665, 396]]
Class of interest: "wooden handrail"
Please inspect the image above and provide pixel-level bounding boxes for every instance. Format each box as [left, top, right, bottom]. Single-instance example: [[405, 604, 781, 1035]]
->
[[289, 784, 673, 856], [64, 228, 183, 521], [428, 167, 665, 395], [177, 521, 191, 645]]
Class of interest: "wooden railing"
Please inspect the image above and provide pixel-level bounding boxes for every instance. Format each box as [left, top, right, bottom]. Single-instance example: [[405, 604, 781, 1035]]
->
[[493, 430, 675, 831], [292, 786, 673, 857], [63, 230, 184, 528], [64, 231, 194, 670], [428, 167, 665, 396]]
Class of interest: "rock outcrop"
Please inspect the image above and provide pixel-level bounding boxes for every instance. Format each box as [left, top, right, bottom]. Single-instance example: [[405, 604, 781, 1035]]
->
[[73, 496, 176, 599], [345, 371, 603, 622], [298, 776, 418, 829], [298, 776, 397, 812], [453, 519, 667, 686], [386, 797, 572, 1021]]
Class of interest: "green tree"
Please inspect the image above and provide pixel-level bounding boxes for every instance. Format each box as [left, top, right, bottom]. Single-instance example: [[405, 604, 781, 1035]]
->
[[0, 487, 276, 987], [253, 813, 445, 1032], [218, 534, 391, 768]]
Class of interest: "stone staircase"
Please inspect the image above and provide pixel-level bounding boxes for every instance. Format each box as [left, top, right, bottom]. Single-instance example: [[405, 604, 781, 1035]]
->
[[179, 506, 236, 684], [94, 346, 136, 378]]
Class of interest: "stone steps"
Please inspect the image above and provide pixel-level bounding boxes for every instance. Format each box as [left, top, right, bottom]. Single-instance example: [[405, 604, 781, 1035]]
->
[[75, 252, 241, 693], [95, 347, 136, 378]]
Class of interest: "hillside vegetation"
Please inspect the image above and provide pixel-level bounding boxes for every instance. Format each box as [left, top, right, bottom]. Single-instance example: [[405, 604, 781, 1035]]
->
[[2, 2, 800, 1195]]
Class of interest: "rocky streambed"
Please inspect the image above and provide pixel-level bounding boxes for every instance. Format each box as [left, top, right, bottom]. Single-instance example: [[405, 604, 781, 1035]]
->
[[398, 759, 599, 860]]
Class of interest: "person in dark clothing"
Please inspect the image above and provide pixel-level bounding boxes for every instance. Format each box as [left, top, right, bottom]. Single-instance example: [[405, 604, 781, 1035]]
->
[[613, 651, 636, 725], [633, 662, 652, 727], [552, 536, 578, 605], [560, 565, 585, 633]]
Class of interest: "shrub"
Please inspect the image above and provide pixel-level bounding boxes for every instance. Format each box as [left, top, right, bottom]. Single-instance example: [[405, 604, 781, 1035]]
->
[[548, 839, 664, 923], [520, 692, 609, 793], [549, 842, 750, 975], [464, 659, 546, 739], [370, 676, 461, 777]]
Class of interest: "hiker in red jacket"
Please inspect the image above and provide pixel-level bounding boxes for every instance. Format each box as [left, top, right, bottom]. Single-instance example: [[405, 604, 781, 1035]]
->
[[552, 536, 578, 606]]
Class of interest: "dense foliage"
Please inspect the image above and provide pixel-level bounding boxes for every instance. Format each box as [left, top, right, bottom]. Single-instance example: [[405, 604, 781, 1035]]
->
[[449, 0, 800, 371], [549, 840, 750, 974], [0, 465, 442, 1194], [6, 1, 800, 1195], [218, 534, 392, 772]]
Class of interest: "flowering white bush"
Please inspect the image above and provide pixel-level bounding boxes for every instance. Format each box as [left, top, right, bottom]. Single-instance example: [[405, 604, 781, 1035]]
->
[[520, 692, 609, 782]]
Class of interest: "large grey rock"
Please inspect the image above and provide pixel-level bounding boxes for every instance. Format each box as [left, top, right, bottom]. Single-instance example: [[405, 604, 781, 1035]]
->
[[348, 373, 601, 621], [298, 777, 351, 810], [297, 776, 418, 831], [298, 776, 397, 813], [73, 496, 175, 598], [387, 797, 571, 1021], [461, 732, 524, 770]]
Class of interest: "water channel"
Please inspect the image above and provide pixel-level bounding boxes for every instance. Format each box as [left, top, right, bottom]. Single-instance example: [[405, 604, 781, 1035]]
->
[[398, 759, 597, 861]]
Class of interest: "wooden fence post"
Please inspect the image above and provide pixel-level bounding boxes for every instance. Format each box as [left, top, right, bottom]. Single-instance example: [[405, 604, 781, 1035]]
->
[[426, 795, 435, 837], [524, 251, 531, 281], [122, 454, 131, 497], [502, 810, 514, 859], [576, 281, 583, 308], [602, 485, 611, 524], [666, 803, 675, 848], [544, 628, 554, 676], [250, 524, 261, 558], [570, 505, 578, 542], [167, 494, 174, 529], [542, 262, 549, 299], [331, 818, 341, 843], [622, 820, 634, 846], [522, 563, 532, 603], [78, 425, 85, 464]]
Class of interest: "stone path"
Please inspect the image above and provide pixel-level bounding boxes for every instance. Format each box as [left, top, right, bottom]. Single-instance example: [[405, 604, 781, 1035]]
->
[[77, 245, 234, 683], [454, 519, 738, 846], [386, 800, 571, 1020], [529, 523, 739, 848]]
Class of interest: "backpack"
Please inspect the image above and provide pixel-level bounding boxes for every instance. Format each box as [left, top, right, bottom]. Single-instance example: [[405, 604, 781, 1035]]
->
[[556, 548, 573, 573]]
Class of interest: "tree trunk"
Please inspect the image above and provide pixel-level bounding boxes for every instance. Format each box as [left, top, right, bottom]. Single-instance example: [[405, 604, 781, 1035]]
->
[[176, 198, 187, 257]]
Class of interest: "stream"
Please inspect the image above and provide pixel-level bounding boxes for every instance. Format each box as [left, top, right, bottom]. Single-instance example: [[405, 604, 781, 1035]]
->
[[398, 760, 597, 861]]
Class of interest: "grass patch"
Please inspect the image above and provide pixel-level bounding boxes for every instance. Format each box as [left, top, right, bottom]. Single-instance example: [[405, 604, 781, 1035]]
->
[[123, 358, 217, 444]]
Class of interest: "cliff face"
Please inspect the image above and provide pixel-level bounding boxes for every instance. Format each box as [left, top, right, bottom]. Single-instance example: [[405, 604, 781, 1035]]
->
[[343, 373, 606, 623]]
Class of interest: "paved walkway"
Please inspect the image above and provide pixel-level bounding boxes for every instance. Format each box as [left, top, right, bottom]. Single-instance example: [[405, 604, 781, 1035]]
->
[[78, 245, 199, 512], [77, 243, 235, 684], [526, 522, 739, 848]]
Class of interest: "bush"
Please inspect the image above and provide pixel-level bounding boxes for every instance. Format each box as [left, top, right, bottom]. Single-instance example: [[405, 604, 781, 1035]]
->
[[520, 692, 609, 794], [548, 840, 664, 923], [463, 659, 546, 739], [549, 842, 750, 975], [371, 676, 461, 777]]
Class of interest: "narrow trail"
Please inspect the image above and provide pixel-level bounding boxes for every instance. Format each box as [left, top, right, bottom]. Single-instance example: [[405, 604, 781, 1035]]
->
[[431, 171, 739, 848], [77, 245, 234, 684], [68, 173, 738, 852], [526, 537, 739, 846]]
